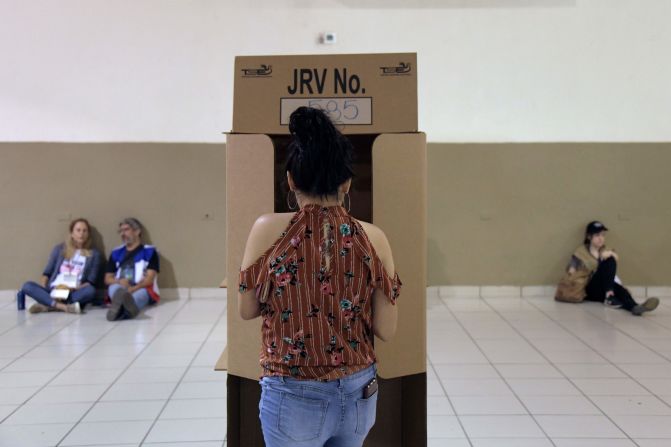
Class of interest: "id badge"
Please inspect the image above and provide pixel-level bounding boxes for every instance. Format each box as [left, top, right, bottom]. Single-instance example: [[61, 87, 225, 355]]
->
[[62, 273, 78, 288]]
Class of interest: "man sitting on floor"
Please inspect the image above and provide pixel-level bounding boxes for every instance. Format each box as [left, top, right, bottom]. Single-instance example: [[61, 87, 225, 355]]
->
[[104, 217, 160, 321]]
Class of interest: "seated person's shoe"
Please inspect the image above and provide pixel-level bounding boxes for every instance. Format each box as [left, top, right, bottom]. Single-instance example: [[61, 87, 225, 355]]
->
[[106, 290, 126, 321], [632, 297, 660, 316], [66, 302, 81, 314], [122, 293, 140, 319], [604, 296, 623, 308], [28, 303, 50, 314]]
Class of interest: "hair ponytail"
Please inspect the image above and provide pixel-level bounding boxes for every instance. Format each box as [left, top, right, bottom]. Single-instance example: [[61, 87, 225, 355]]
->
[[286, 107, 353, 197]]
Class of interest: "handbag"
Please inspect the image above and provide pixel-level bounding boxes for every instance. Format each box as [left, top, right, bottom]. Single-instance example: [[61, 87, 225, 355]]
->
[[554, 270, 590, 303]]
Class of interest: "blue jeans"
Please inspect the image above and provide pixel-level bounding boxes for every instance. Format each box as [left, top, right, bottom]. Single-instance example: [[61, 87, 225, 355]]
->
[[19, 281, 96, 308], [259, 364, 378, 447], [107, 284, 151, 310]]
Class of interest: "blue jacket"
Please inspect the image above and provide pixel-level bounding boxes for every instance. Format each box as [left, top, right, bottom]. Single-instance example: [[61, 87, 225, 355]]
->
[[43, 243, 103, 287]]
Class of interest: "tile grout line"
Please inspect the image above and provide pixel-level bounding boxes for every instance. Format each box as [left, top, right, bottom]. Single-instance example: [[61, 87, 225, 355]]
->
[[436, 295, 559, 447], [524, 296, 671, 411], [139, 306, 228, 446], [0, 315, 119, 424], [53, 298, 194, 447], [0, 312, 85, 362], [520, 296, 669, 444], [425, 356, 474, 446], [481, 297, 637, 441], [136, 302, 228, 446], [579, 301, 671, 364]]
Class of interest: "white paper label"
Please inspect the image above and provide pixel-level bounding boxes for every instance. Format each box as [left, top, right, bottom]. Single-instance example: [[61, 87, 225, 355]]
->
[[280, 97, 372, 126], [50, 288, 70, 300]]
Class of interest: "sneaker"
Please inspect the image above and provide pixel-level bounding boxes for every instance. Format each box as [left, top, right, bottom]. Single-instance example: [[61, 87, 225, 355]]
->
[[66, 302, 81, 314], [122, 293, 140, 319], [632, 297, 660, 316], [604, 296, 623, 308], [28, 303, 50, 314], [106, 290, 125, 321]]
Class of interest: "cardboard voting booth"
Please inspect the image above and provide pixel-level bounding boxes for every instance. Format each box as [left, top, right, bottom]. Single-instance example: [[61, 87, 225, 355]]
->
[[219, 53, 427, 447]]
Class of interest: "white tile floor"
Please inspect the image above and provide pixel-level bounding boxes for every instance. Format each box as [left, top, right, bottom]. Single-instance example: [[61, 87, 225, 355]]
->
[[0, 295, 228, 447], [427, 292, 671, 447], [2, 291, 671, 446]]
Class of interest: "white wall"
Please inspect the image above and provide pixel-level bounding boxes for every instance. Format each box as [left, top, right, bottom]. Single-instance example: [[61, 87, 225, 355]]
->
[[1, 0, 669, 143]]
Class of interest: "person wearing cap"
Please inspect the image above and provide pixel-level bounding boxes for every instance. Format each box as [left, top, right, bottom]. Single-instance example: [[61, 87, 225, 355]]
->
[[565, 220, 659, 316], [104, 218, 160, 321]]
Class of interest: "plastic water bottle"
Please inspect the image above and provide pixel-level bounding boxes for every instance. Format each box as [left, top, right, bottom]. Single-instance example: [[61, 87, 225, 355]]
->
[[17, 290, 25, 310]]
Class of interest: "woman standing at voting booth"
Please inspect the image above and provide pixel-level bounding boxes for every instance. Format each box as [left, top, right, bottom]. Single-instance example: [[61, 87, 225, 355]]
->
[[238, 107, 401, 447]]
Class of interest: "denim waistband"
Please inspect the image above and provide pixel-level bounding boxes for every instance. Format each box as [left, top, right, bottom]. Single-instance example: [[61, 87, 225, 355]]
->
[[264, 363, 376, 386]]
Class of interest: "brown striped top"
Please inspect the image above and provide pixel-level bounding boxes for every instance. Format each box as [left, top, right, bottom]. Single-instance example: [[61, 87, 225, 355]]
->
[[239, 204, 401, 381]]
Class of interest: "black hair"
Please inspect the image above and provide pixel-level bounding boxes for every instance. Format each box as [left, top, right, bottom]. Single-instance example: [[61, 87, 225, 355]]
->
[[584, 221, 608, 246], [285, 107, 354, 197]]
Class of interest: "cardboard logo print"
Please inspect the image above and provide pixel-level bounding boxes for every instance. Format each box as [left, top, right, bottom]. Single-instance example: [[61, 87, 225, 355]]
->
[[241, 65, 273, 77], [379, 62, 412, 76]]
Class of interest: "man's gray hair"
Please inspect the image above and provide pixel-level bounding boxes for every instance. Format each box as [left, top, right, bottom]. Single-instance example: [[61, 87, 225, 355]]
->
[[119, 217, 143, 232]]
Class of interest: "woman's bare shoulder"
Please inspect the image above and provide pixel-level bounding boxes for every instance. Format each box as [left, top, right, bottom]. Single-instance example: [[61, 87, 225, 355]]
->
[[241, 213, 296, 269], [253, 213, 294, 229], [356, 220, 393, 268], [250, 213, 294, 241], [357, 220, 383, 242]]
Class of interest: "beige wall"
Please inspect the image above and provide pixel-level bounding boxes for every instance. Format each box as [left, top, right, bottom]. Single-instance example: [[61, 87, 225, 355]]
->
[[1, 143, 226, 289], [427, 143, 671, 286], [3, 142, 670, 290]]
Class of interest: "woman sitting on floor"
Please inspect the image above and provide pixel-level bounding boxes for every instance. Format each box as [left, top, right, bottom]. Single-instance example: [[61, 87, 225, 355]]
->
[[557, 220, 659, 316], [17, 218, 102, 314]]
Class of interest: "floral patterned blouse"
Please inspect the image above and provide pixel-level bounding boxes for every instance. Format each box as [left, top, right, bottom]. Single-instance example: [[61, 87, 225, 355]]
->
[[239, 204, 401, 381]]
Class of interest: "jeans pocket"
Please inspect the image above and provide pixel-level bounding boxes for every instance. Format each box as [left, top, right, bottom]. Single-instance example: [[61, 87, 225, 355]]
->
[[278, 392, 329, 442], [355, 392, 378, 435]]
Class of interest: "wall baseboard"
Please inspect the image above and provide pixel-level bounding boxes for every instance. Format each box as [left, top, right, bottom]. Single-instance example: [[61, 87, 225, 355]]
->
[[1, 287, 228, 304], [427, 285, 671, 299], [5, 285, 670, 304]]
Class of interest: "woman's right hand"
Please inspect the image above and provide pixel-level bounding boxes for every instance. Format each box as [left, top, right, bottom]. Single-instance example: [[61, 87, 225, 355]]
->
[[600, 250, 617, 260]]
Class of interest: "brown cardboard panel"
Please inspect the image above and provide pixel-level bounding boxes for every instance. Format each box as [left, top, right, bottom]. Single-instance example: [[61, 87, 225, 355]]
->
[[233, 53, 417, 135], [225, 134, 275, 379], [372, 133, 427, 378], [215, 345, 228, 371]]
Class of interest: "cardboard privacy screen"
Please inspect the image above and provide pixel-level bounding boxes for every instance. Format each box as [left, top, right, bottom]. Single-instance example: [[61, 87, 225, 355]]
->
[[223, 52, 427, 447], [223, 53, 425, 381]]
